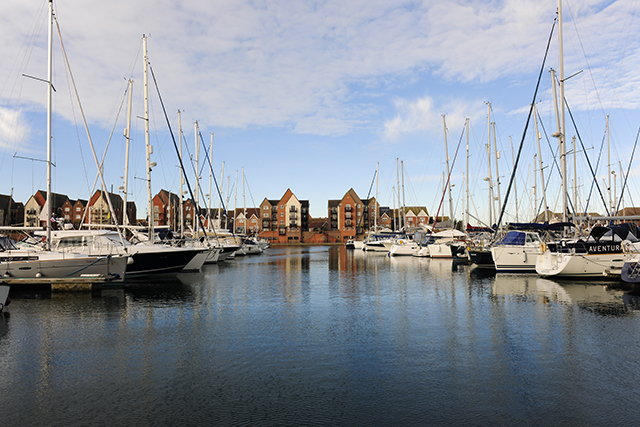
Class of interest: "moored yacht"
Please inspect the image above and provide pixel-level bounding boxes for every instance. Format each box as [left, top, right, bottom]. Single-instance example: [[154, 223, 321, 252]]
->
[[538, 224, 640, 279]]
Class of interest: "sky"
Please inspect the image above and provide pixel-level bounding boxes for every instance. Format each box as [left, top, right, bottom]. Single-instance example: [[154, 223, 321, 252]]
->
[[0, 0, 639, 225]]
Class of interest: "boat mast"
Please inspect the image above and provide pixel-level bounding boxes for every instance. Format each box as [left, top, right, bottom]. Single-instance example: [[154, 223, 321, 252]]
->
[[492, 122, 501, 218], [122, 79, 133, 227], [465, 118, 470, 228], [194, 121, 200, 235], [510, 135, 519, 222], [242, 166, 246, 234], [485, 103, 494, 226], [178, 110, 184, 235], [375, 162, 379, 230], [442, 115, 454, 228], [396, 158, 400, 230], [533, 103, 549, 222], [208, 134, 214, 229], [607, 115, 612, 214], [401, 160, 406, 230], [217, 161, 225, 229], [44, 0, 54, 249], [143, 34, 154, 243], [558, 0, 568, 222]]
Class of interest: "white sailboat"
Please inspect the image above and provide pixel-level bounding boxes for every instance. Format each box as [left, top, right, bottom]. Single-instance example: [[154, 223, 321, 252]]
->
[[0, 0, 129, 284]]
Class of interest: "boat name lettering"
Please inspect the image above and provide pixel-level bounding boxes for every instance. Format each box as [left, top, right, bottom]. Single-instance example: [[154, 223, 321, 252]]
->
[[587, 243, 621, 253]]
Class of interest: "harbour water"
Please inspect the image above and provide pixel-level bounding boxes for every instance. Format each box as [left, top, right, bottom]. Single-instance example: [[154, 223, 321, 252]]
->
[[2, 245, 640, 426]]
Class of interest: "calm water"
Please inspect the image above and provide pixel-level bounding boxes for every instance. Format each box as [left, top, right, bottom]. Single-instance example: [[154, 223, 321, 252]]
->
[[2, 246, 640, 426]]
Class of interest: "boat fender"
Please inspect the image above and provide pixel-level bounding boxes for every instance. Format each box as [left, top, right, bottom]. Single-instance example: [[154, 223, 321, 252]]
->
[[127, 256, 135, 265], [35, 272, 42, 278]]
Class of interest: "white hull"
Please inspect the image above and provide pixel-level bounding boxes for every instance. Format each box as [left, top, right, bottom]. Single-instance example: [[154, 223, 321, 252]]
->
[[0, 250, 127, 282], [491, 245, 542, 273], [536, 251, 629, 278], [413, 247, 430, 257], [363, 242, 388, 252], [353, 241, 365, 250], [389, 242, 420, 256], [428, 243, 453, 258]]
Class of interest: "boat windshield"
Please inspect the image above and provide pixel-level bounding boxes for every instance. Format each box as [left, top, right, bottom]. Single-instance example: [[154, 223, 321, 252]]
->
[[495, 231, 526, 246]]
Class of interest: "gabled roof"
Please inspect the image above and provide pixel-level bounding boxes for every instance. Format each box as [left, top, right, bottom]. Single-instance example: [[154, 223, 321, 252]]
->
[[340, 188, 363, 206]]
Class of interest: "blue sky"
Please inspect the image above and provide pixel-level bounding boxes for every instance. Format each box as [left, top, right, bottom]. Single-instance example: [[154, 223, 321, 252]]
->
[[0, 0, 639, 224]]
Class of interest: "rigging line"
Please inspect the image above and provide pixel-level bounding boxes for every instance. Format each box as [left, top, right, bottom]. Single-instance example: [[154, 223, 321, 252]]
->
[[581, 130, 606, 217], [197, 131, 230, 229], [54, 16, 125, 247], [564, 96, 609, 215], [615, 127, 640, 215], [495, 15, 556, 235], [430, 123, 465, 233], [81, 84, 129, 226], [149, 64, 210, 240], [357, 169, 377, 229]]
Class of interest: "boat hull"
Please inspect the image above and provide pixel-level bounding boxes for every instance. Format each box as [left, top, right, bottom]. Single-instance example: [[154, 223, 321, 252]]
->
[[0, 285, 9, 311], [491, 245, 541, 273], [0, 252, 127, 282], [537, 251, 628, 279]]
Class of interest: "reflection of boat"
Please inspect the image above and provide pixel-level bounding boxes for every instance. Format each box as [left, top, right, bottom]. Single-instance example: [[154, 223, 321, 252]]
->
[[535, 278, 573, 304], [0, 284, 9, 311], [537, 224, 640, 279]]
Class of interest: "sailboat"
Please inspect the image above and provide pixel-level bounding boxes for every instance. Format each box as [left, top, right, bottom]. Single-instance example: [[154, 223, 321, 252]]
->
[[0, 0, 129, 284]]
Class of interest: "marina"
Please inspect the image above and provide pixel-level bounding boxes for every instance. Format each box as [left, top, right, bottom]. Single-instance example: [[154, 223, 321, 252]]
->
[[2, 245, 640, 426]]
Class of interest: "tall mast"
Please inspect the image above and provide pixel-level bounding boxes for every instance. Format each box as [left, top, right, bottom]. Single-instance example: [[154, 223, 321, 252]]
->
[[233, 170, 238, 233], [122, 79, 133, 226], [573, 136, 578, 215], [208, 134, 214, 229], [533, 103, 549, 222], [465, 118, 470, 228], [401, 160, 406, 230], [442, 115, 454, 228], [194, 121, 199, 234], [242, 166, 246, 233], [558, 0, 568, 222], [485, 103, 494, 226], [217, 161, 225, 229], [45, 0, 53, 249], [143, 34, 154, 243], [492, 122, 501, 218], [396, 158, 400, 230], [607, 115, 612, 214], [510, 135, 519, 222], [375, 162, 379, 230], [178, 110, 184, 235]]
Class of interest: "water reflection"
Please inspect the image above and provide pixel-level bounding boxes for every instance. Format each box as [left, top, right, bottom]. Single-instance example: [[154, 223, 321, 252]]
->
[[2, 246, 640, 426]]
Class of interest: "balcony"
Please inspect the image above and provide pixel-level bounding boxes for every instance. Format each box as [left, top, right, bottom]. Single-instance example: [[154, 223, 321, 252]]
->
[[290, 213, 297, 220], [345, 206, 352, 212], [290, 221, 297, 227], [345, 212, 352, 219], [289, 206, 297, 212]]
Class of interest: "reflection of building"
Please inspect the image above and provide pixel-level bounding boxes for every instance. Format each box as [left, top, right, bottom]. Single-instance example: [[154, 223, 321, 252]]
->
[[259, 189, 309, 243]]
